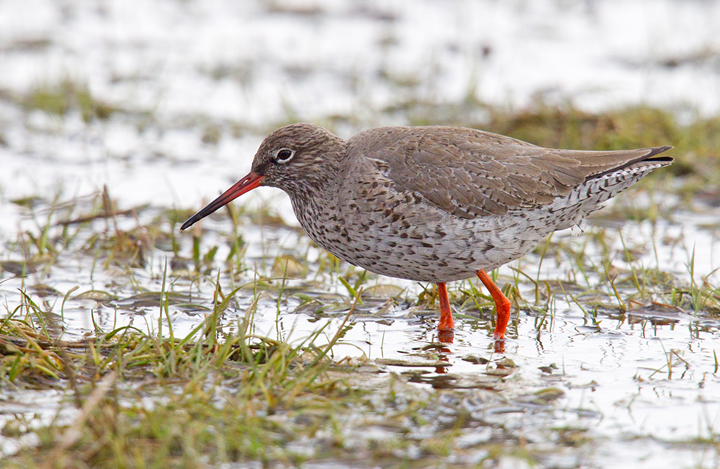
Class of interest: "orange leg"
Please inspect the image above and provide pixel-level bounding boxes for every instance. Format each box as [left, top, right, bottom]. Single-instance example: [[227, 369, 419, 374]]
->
[[436, 282, 454, 331], [476, 269, 511, 340]]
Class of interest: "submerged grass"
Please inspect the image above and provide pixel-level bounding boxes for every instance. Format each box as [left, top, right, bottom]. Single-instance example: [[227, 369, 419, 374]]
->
[[0, 288, 364, 468]]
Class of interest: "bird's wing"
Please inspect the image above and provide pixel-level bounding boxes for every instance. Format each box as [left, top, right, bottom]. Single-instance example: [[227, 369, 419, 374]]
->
[[350, 126, 672, 218]]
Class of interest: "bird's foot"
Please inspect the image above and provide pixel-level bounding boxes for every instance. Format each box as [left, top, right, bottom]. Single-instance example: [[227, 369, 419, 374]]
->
[[477, 269, 511, 343], [436, 282, 455, 330]]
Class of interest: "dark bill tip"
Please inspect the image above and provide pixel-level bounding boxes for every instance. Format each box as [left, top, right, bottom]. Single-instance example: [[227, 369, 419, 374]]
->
[[181, 172, 264, 231]]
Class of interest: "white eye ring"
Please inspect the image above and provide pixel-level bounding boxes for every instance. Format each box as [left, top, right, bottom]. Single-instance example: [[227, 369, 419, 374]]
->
[[274, 148, 295, 164]]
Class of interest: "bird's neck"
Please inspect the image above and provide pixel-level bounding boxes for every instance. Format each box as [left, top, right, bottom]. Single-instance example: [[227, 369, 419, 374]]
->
[[284, 164, 343, 203], [283, 139, 348, 201]]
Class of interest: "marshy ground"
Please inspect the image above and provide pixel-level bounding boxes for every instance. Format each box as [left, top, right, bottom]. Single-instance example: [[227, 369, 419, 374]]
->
[[2, 1, 720, 468]]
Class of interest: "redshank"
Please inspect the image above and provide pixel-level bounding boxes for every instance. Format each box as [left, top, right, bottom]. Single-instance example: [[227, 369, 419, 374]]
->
[[182, 123, 672, 347]]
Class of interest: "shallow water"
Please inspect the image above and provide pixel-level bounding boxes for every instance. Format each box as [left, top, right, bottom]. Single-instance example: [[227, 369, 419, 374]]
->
[[2, 197, 719, 466], [1, 0, 720, 467]]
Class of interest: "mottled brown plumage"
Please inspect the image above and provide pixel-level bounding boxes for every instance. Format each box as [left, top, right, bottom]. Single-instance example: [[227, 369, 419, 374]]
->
[[182, 123, 673, 346], [346, 126, 670, 218]]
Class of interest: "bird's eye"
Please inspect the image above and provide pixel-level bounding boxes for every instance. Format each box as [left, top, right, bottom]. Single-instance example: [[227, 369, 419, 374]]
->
[[274, 148, 295, 164]]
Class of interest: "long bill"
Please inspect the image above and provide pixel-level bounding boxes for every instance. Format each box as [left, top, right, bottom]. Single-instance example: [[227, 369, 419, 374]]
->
[[181, 172, 264, 230]]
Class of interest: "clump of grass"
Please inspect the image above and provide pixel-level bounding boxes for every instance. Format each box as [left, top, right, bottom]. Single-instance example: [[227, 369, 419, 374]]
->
[[482, 104, 720, 200], [0, 285, 361, 468], [22, 79, 117, 123], [485, 104, 679, 153]]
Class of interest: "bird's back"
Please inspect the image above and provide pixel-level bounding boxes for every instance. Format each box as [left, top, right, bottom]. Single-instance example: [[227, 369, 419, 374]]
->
[[348, 126, 672, 219]]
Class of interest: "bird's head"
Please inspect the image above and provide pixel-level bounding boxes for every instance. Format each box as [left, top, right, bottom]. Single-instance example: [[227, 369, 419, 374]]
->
[[181, 123, 346, 230]]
